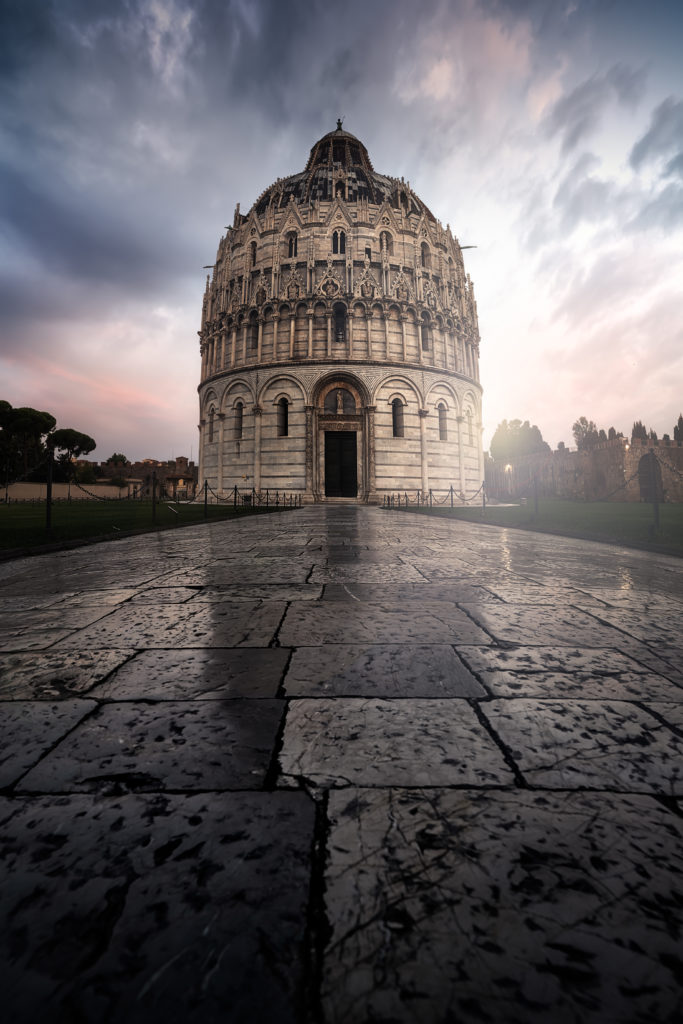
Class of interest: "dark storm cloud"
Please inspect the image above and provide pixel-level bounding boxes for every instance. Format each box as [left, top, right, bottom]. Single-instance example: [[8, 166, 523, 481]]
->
[[630, 97, 683, 174], [544, 64, 645, 153]]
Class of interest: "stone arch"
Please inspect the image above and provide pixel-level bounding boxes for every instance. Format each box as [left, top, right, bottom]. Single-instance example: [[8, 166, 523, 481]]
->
[[373, 373, 423, 408], [257, 373, 306, 406], [221, 378, 256, 411], [202, 388, 219, 413], [426, 380, 459, 411], [638, 453, 664, 503], [314, 370, 369, 410]]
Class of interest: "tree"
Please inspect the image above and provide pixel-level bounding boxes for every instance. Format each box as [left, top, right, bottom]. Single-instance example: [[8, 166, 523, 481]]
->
[[631, 420, 648, 441], [673, 414, 683, 443], [0, 401, 57, 482], [489, 419, 550, 462], [572, 416, 600, 451], [106, 453, 129, 466], [49, 428, 97, 482]]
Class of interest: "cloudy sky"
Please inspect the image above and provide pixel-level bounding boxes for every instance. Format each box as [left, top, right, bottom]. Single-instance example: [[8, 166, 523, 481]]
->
[[1, 0, 682, 461]]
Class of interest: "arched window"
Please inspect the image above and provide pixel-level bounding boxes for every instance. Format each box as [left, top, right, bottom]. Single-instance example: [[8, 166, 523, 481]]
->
[[248, 311, 258, 351], [333, 302, 347, 343], [250, 241, 257, 267], [392, 399, 404, 438], [335, 181, 345, 200], [438, 403, 447, 441], [277, 397, 289, 437], [208, 408, 215, 443], [332, 230, 346, 255], [235, 402, 243, 440], [380, 231, 393, 256], [421, 315, 431, 351], [287, 233, 297, 258], [421, 242, 431, 269]]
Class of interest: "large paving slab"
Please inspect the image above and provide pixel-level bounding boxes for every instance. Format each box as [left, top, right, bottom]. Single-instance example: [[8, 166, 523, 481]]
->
[[322, 788, 683, 1024], [279, 698, 513, 788], [284, 644, 485, 698], [481, 698, 683, 793], [1, 504, 682, 1023], [19, 699, 283, 793], [0, 791, 315, 1024], [90, 647, 289, 699]]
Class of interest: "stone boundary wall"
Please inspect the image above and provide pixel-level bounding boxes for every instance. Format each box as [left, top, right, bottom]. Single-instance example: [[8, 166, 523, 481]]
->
[[486, 439, 683, 503], [6, 483, 135, 502]]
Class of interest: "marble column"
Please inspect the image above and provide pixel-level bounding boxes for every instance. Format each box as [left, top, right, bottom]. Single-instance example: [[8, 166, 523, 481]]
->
[[217, 413, 225, 494], [456, 415, 466, 497], [366, 405, 377, 502], [419, 408, 429, 494], [253, 405, 262, 493], [304, 405, 315, 499]]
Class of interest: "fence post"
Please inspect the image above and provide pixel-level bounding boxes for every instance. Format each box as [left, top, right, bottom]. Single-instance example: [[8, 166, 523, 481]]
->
[[234, 484, 238, 509], [429, 488, 433, 508], [45, 447, 53, 534], [482, 482, 486, 516], [204, 479, 208, 518], [450, 485, 454, 508], [152, 470, 157, 524]]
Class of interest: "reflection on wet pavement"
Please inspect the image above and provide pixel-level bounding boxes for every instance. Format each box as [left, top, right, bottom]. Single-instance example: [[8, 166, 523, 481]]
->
[[1, 505, 682, 1022]]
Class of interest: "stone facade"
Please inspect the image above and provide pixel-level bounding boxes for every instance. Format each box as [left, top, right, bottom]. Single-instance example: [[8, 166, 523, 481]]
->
[[197, 125, 483, 502]]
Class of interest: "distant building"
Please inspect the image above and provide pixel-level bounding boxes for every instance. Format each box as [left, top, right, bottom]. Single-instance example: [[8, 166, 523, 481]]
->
[[74, 456, 198, 500], [197, 123, 483, 502]]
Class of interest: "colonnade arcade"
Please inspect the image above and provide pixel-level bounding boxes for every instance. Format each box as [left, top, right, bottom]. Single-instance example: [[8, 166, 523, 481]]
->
[[200, 298, 480, 382]]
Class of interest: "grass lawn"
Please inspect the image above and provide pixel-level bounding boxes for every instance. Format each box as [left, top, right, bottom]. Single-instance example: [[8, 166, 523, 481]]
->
[[388, 498, 683, 557], [0, 499, 291, 555]]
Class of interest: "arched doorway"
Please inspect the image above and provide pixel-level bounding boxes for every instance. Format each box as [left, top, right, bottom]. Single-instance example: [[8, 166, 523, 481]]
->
[[314, 377, 366, 500], [638, 453, 663, 503]]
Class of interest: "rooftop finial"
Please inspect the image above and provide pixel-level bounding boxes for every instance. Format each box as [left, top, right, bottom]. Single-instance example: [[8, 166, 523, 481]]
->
[[336, 117, 343, 131]]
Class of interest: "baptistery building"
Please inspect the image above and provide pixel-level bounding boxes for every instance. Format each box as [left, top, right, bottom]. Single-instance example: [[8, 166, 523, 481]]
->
[[197, 124, 483, 502]]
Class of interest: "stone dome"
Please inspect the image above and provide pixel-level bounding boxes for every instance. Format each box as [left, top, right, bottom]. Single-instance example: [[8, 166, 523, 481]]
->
[[252, 123, 434, 219]]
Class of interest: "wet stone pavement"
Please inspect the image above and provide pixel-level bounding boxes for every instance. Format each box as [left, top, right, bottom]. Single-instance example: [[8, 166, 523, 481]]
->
[[1, 506, 682, 1024]]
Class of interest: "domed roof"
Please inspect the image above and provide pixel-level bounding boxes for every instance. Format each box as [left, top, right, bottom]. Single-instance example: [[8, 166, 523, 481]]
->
[[304, 121, 375, 174], [252, 123, 435, 221]]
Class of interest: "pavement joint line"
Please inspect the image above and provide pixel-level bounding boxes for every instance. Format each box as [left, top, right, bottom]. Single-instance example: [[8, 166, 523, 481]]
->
[[277, 647, 295, 699], [302, 790, 331, 1024], [269, 601, 291, 649], [3, 699, 100, 795], [263, 701, 289, 791], [469, 698, 528, 788], [633, 701, 683, 740]]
